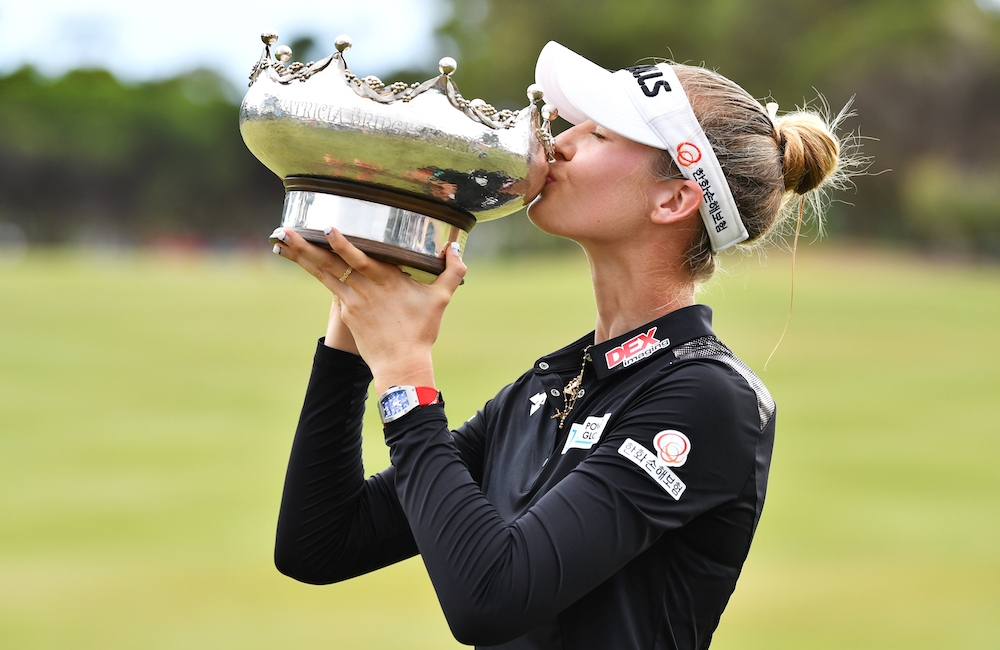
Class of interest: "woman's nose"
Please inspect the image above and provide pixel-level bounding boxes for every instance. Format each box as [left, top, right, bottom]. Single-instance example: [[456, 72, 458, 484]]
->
[[553, 121, 591, 161], [553, 131, 574, 161]]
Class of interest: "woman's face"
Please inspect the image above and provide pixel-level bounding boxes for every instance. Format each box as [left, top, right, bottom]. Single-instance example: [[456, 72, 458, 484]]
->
[[527, 120, 661, 244]]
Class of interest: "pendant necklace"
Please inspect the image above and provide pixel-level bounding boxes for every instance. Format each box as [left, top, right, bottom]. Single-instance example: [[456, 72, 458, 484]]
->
[[552, 345, 592, 429]]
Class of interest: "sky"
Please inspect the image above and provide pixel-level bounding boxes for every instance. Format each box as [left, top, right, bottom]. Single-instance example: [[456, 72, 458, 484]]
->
[[0, 0, 446, 88], [4, 0, 999, 88]]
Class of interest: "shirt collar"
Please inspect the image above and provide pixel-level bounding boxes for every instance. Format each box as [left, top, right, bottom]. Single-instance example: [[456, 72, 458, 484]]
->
[[591, 304, 714, 379], [534, 304, 715, 380]]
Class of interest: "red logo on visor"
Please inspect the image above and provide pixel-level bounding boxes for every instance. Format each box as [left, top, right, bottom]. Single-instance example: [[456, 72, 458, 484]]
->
[[676, 142, 702, 167]]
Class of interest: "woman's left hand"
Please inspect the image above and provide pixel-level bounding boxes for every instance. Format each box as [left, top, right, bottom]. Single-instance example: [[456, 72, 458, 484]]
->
[[271, 227, 467, 394]]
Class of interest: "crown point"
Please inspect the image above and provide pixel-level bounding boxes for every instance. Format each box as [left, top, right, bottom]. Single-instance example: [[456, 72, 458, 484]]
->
[[438, 57, 457, 76], [541, 104, 558, 122], [274, 45, 292, 63], [527, 83, 544, 102], [261, 31, 278, 45], [335, 35, 352, 53]]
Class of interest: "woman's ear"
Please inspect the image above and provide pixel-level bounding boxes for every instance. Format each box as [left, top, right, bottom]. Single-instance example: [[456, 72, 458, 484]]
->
[[649, 179, 703, 226]]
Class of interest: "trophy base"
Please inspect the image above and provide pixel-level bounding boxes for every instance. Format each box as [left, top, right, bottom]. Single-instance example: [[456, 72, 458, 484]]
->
[[274, 176, 475, 284]]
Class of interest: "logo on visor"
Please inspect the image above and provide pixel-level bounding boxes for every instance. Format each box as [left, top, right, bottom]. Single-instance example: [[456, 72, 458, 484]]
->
[[676, 142, 702, 167], [625, 64, 671, 98]]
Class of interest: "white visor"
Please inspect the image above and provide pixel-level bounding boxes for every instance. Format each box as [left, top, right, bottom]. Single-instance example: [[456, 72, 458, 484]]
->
[[535, 41, 749, 252]]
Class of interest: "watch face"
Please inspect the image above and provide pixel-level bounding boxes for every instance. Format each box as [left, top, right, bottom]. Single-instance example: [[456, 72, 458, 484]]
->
[[381, 388, 413, 420]]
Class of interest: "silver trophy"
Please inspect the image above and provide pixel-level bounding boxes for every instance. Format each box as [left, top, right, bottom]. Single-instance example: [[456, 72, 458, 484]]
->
[[240, 32, 557, 282]]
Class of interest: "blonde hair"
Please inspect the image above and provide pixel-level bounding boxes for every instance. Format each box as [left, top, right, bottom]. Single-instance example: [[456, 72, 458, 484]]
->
[[650, 64, 855, 282]]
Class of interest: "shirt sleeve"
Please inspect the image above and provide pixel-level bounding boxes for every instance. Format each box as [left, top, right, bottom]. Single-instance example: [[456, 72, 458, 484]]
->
[[578, 359, 762, 532], [273, 339, 489, 585], [382, 360, 761, 646]]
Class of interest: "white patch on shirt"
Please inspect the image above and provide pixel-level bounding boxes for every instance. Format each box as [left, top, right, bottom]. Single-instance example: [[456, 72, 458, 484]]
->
[[561, 413, 612, 454], [617, 438, 687, 500], [529, 392, 547, 416]]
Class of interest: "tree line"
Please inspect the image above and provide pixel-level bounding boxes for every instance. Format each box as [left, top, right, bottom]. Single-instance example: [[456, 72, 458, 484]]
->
[[0, 67, 282, 247], [1, 0, 999, 256]]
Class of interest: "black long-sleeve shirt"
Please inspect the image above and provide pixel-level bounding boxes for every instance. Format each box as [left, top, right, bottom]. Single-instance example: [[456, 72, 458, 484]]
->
[[275, 305, 776, 649]]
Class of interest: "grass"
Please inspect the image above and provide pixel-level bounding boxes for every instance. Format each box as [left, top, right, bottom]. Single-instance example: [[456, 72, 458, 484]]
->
[[1, 243, 998, 648]]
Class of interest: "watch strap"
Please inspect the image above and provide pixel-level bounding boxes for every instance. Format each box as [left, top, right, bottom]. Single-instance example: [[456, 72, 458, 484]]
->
[[414, 386, 440, 406], [378, 385, 441, 424]]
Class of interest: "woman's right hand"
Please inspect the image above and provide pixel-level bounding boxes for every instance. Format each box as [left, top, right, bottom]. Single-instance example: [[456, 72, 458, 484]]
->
[[270, 225, 466, 396], [270, 228, 360, 356]]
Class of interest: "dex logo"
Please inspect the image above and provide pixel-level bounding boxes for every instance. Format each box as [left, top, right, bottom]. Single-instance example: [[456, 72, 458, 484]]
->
[[625, 64, 671, 97], [605, 327, 669, 369]]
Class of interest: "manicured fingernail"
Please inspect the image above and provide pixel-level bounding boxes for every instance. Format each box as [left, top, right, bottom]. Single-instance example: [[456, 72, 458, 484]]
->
[[323, 226, 334, 236], [450, 242, 461, 255], [272, 244, 281, 255], [271, 229, 286, 241]]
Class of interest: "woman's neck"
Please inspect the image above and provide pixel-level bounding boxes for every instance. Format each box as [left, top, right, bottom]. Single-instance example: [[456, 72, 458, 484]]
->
[[585, 242, 696, 344]]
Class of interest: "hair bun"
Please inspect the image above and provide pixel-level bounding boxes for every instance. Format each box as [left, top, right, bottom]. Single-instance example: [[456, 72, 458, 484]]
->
[[775, 112, 840, 195]]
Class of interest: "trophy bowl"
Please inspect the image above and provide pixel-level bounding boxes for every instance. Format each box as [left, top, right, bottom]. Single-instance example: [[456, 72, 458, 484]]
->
[[240, 32, 556, 282]]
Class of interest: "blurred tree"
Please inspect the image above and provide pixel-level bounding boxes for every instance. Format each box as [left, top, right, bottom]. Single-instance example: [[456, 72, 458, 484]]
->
[[902, 158, 1000, 255], [288, 36, 321, 65], [1, 0, 999, 255], [436, 0, 995, 109], [434, 0, 1000, 255], [0, 66, 283, 244]]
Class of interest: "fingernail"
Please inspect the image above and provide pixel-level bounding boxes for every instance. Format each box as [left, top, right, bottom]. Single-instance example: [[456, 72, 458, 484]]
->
[[450, 242, 461, 255], [271, 229, 286, 242], [272, 244, 281, 255], [323, 225, 334, 236]]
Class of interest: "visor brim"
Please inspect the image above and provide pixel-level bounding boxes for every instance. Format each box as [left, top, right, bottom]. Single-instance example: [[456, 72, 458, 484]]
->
[[535, 41, 668, 150]]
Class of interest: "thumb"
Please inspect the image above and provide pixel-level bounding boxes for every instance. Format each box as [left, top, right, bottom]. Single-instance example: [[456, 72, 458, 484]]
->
[[433, 241, 467, 294]]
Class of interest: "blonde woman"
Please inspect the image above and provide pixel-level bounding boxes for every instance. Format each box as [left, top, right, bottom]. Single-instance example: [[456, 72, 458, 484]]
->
[[270, 41, 846, 650]]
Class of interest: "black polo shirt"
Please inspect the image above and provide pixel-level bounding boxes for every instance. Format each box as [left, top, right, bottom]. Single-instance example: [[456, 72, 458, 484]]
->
[[275, 304, 776, 650]]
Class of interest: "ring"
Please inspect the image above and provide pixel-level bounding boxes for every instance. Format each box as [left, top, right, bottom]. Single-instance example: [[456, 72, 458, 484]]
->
[[338, 267, 353, 283]]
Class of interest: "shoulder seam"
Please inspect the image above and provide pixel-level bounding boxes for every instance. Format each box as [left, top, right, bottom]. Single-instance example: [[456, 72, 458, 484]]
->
[[672, 337, 775, 431]]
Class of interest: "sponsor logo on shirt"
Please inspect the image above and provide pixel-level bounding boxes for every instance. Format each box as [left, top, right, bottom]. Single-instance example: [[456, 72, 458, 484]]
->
[[653, 430, 691, 467], [604, 327, 671, 370], [529, 392, 547, 416], [561, 413, 612, 454], [617, 438, 687, 500]]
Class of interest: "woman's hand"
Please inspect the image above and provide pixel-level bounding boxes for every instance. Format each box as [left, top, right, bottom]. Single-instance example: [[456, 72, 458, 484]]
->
[[270, 227, 467, 394]]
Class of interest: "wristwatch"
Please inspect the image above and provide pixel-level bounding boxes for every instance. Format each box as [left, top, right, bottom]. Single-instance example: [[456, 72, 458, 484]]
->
[[378, 385, 441, 424]]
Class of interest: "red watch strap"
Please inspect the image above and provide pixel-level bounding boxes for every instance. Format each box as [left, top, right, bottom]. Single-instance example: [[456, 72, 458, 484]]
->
[[415, 386, 440, 406]]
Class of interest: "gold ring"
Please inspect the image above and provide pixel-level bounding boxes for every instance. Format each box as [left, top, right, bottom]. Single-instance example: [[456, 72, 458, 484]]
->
[[338, 267, 353, 283]]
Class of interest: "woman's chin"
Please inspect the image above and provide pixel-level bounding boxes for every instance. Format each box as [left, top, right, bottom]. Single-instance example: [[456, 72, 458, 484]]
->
[[525, 195, 551, 230]]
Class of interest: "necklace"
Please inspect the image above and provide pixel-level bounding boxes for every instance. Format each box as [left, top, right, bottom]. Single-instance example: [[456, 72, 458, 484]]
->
[[552, 345, 592, 429]]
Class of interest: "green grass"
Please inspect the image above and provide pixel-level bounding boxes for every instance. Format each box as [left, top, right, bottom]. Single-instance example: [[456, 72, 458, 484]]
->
[[1, 244, 998, 649]]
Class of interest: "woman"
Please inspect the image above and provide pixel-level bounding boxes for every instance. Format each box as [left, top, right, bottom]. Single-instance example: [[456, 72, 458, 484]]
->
[[269, 41, 844, 649]]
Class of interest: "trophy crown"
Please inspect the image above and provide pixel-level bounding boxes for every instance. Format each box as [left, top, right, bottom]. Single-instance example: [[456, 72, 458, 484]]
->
[[240, 32, 554, 223], [241, 32, 555, 281]]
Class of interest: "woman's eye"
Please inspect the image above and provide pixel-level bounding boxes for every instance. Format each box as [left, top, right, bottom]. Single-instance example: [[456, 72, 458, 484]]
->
[[591, 131, 607, 140]]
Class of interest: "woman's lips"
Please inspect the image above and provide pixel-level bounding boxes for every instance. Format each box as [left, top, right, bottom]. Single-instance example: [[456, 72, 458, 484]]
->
[[545, 175, 555, 184]]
